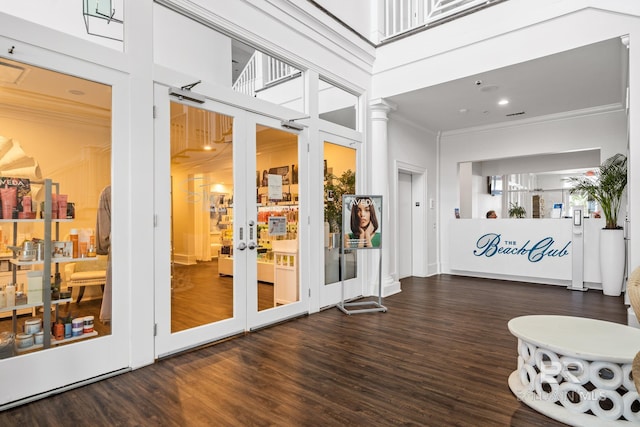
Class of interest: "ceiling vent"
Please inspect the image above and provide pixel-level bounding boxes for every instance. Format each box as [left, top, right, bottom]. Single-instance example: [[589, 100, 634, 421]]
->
[[506, 111, 526, 117], [0, 61, 26, 84]]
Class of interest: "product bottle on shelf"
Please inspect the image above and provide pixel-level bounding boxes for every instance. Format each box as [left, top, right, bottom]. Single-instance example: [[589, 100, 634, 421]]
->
[[87, 234, 96, 257], [70, 228, 79, 259], [5, 284, 15, 307]]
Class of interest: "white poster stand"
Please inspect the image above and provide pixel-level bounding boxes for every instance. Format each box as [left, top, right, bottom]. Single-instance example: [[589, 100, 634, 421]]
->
[[337, 195, 387, 315]]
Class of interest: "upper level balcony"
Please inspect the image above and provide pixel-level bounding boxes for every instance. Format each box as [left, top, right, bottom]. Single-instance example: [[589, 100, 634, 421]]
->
[[379, 0, 505, 42]]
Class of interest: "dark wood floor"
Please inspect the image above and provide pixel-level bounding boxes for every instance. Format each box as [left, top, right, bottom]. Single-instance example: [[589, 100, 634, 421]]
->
[[0, 275, 628, 426], [171, 259, 275, 332]]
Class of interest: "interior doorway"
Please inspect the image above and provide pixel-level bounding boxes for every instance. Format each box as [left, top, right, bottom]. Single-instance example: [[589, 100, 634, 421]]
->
[[153, 85, 308, 358], [398, 172, 413, 279], [396, 163, 428, 279]]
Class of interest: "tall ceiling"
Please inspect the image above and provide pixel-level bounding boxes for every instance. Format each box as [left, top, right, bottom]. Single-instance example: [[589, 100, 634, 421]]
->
[[1, 33, 627, 138], [386, 37, 628, 132]]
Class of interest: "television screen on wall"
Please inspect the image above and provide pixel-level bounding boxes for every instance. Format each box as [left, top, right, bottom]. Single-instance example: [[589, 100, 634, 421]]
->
[[487, 176, 502, 196]]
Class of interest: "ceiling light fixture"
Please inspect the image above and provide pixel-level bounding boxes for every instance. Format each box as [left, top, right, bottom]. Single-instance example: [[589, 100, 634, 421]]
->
[[498, 99, 509, 106]]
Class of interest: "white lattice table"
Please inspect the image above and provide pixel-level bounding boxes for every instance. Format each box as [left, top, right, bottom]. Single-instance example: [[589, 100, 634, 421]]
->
[[508, 315, 640, 426]]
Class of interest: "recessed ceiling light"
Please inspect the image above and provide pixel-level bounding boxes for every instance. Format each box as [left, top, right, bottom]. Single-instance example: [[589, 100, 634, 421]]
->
[[68, 89, 85, 96], [498, 99, 509, 106], [459, 108, 469, 114]]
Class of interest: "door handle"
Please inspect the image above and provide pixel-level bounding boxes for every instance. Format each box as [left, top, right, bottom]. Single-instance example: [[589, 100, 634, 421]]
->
[[237, 242, 247, 251], [248, 241, 257, 250]]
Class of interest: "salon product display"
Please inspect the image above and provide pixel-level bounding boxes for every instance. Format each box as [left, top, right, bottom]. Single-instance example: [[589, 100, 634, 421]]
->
[[0, 179, 98, 358]]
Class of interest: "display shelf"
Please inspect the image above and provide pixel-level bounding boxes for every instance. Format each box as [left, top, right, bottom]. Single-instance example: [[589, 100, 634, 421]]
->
[[0, 298, 72, 314], [51, 330, 98, 345], [15, 331, 98, 353], [0, 218, 73, 223], [15, 343, 43, 354], [10, 256, 99, 266], [2, 179, 74, 351]]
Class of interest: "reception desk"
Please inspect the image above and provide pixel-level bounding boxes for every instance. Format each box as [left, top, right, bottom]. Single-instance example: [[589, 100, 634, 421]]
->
[[449, 218, 604, 285]]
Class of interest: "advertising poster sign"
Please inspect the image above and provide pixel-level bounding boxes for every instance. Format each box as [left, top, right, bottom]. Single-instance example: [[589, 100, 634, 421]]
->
[[342, 195, 383, 250]]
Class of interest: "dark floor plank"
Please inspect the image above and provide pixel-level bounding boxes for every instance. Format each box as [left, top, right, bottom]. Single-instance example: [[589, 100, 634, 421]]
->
[[0, 275, 628, 426]]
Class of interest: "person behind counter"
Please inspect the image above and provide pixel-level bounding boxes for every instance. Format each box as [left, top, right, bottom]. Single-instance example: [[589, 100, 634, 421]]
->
[[486, 210, 498, 219], [345, 196, 381, 248]]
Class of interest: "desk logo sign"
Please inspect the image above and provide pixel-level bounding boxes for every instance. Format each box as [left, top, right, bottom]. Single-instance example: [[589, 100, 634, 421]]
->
[[473, 233, 571, 262]]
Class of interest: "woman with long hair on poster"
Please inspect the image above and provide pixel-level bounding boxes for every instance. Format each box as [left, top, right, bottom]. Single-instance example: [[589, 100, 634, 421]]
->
[[344, 196, 380, 248]]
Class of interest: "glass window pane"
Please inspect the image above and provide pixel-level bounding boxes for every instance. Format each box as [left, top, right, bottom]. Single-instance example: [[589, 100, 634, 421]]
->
[[319, 78, 358, 130], [323, 142, 356, 285], [170, 103, 234, 332], [232, 40, 305, 114], [0, 59, 112, 357], [256, 125, 299, 311]]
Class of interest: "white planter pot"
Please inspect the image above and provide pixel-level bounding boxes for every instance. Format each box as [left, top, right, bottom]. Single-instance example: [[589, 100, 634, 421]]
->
[[599, 228, 625, 296]]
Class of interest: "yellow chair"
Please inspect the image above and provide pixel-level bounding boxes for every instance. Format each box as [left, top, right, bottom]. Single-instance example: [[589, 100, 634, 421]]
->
[[64, 255, 108, 304]]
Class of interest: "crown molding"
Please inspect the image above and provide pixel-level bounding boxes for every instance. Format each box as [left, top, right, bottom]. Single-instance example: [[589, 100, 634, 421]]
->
[[441, 103, 625, 137]]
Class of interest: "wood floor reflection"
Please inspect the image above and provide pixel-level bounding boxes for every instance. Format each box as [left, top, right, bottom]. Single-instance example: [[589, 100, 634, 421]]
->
[[171, 259, 274, 332]]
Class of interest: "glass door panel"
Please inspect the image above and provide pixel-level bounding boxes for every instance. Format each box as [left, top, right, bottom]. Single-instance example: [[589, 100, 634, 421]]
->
[[255, 125, 300, 311], [154, 85, 246, 357], [170, 103, 235, 332], [320, 136, 361, 308], [246, 116, 307, 330]]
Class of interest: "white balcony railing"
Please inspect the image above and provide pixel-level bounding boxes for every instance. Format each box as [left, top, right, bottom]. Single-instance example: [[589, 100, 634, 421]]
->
[[383, 0, 500, 40], [232, 51, 300, 97]]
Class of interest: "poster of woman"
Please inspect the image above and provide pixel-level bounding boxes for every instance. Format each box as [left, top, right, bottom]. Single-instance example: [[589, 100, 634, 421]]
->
[[343, 195, 383, 249]]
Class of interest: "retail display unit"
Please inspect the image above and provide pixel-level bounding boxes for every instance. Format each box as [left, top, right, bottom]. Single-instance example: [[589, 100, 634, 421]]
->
[[216, 204, 299, 290], [0, 180, 98, 357]]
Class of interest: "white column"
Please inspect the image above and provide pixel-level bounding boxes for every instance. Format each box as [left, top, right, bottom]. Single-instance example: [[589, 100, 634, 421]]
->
[[370, 98, 401, 297]]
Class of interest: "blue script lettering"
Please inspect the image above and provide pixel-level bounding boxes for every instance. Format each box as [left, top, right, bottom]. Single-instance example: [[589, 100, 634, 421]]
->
[[473, 233, 570, 262]]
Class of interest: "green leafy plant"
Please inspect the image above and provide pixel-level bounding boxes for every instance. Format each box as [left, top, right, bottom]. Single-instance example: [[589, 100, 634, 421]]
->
[[508, 202, 526, 218], [569, 153, 627, 229], [324, 169, 355, 233]]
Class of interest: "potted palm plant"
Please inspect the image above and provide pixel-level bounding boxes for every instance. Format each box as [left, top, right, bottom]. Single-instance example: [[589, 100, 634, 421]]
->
[[570, 153, 627, 296], [508, 202, 526, 218]]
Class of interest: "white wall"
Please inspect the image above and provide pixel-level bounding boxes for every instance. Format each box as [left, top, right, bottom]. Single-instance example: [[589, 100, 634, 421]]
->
[[153, 5, 232, 87], [373, 0, 640, 277], [1, 0, 122, 50], [388, 118, 438, 276], [439, 110, 627, 273]]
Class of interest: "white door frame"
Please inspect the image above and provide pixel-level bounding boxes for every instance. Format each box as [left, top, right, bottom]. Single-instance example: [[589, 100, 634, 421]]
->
[[153, 85, 309, 357], [394, 161, 429, 278], [153, 84, 247, 357], [318, 131, 363, 309], [0, 38, 131, 407]]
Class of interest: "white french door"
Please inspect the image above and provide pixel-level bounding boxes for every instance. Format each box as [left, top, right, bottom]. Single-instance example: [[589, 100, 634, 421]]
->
[[153, 84, 308, 357]]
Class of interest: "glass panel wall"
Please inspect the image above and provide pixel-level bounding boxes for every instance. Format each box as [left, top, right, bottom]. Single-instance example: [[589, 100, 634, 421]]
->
[[323, 141, 356, 285], [0, 58, 112, 358], [319, 78, 358, 130]]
